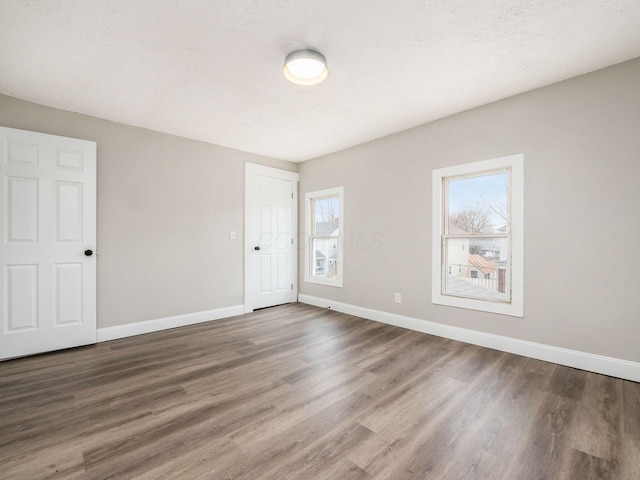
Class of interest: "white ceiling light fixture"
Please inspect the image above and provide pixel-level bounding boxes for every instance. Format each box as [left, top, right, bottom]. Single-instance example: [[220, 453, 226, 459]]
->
[[283, 49, 328, 86]]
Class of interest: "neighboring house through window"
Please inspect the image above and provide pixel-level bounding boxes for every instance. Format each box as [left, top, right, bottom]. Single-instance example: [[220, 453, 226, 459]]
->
[[305, 186, 344, 287], [432, 154, 524, 317]]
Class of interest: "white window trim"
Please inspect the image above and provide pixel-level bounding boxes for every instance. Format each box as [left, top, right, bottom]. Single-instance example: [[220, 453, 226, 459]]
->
[[305, 186, 344, 287], [432, 154, 524, 317]]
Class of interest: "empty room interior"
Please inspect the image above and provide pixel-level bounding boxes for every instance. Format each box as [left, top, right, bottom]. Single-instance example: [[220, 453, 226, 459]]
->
[[1, 1, 640, 479]]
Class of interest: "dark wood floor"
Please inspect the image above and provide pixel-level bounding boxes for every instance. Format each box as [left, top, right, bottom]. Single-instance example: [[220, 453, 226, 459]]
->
[[1, 303, 639, 480]]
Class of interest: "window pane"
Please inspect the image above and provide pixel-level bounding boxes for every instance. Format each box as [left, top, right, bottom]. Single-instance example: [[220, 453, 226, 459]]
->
[[312, 238, 338, 279], [444, 237, 509, 302], [313, 196, 340, 236], [447, 171, 508, 234]]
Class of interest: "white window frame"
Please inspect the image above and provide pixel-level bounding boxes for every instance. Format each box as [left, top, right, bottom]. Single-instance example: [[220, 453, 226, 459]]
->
[[305, 186, 344, 287], [432, 154, 524, 317]]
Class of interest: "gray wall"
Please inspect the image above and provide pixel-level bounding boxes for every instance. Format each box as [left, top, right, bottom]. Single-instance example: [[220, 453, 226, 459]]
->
[[299, 58, 640, 363], [0, 94, 296, 328], [3, 57, 639, 362]]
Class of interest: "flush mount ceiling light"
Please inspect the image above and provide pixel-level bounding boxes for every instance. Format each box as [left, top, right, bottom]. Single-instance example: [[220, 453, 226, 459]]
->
[[283, 49, 328, 85]]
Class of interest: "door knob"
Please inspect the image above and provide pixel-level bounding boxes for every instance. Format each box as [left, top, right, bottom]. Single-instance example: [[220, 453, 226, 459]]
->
[[254, 246, 260, 251], [84, 249, 93, 256]]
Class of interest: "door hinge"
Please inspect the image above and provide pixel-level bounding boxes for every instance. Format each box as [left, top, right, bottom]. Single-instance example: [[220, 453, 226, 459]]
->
[[291, 193, 293, 199], [291, 283, 294, 290]]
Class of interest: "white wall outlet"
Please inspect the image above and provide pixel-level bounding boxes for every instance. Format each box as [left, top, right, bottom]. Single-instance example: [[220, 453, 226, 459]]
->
[[394, 292, 402, 303], [229, 230, 236, 240]]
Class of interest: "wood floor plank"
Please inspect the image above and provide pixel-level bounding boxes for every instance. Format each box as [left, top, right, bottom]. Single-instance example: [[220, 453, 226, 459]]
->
[[135, 436, 243, 480], [1, 303, 639, 479], [357, 349, 516, 478], [212, 391, 374, 480], [254, 421, 374, 480], [504, 392, 577, 479], [348, 376, 467, 471], [434, 369, 551, 480], [230, 370, 377, 453], [569, 449, 614, 480], [569, 374, 621, 462], [547, 365, 588, 399], [305, 459, 371, 480]]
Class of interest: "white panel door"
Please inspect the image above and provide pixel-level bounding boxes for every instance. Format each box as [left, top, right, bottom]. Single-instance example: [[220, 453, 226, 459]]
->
[[0, 126, 96, 360], [245, 163, 298, 311]]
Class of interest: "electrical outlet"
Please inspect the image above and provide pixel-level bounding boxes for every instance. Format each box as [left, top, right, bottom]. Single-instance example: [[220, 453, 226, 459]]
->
[[394, 292, 402, 303]]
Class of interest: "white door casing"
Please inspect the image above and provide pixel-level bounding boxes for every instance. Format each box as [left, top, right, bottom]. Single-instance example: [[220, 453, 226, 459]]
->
[[0, 126, 97, 360], [244, 163, 298, 312]]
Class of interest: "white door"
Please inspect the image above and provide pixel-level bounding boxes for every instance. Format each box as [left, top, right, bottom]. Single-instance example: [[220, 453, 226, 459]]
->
[[0, 126, 96, 360], [245, 163, 298, 311]]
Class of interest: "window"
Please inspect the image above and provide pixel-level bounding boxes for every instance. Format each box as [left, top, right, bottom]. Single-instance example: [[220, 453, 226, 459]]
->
[[305, 187, 344, 287], [432, 154, 523, 317]]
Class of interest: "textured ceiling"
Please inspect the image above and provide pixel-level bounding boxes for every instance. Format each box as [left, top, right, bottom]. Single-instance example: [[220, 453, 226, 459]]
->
[[1, 1, 640, 162]]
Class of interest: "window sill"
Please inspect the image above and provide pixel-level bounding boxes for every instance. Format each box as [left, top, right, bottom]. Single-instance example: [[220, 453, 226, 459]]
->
[[305, 276, 343, 288], [432, 292, 523, 317]]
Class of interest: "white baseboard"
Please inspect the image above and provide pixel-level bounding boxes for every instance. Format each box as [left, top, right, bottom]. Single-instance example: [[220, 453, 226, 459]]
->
[[298, 294, 640, 383], [97, 305, 245, 342]]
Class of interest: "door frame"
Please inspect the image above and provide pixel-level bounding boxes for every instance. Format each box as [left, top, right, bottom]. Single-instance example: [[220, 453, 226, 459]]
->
[[244, 163, 299, 313]]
